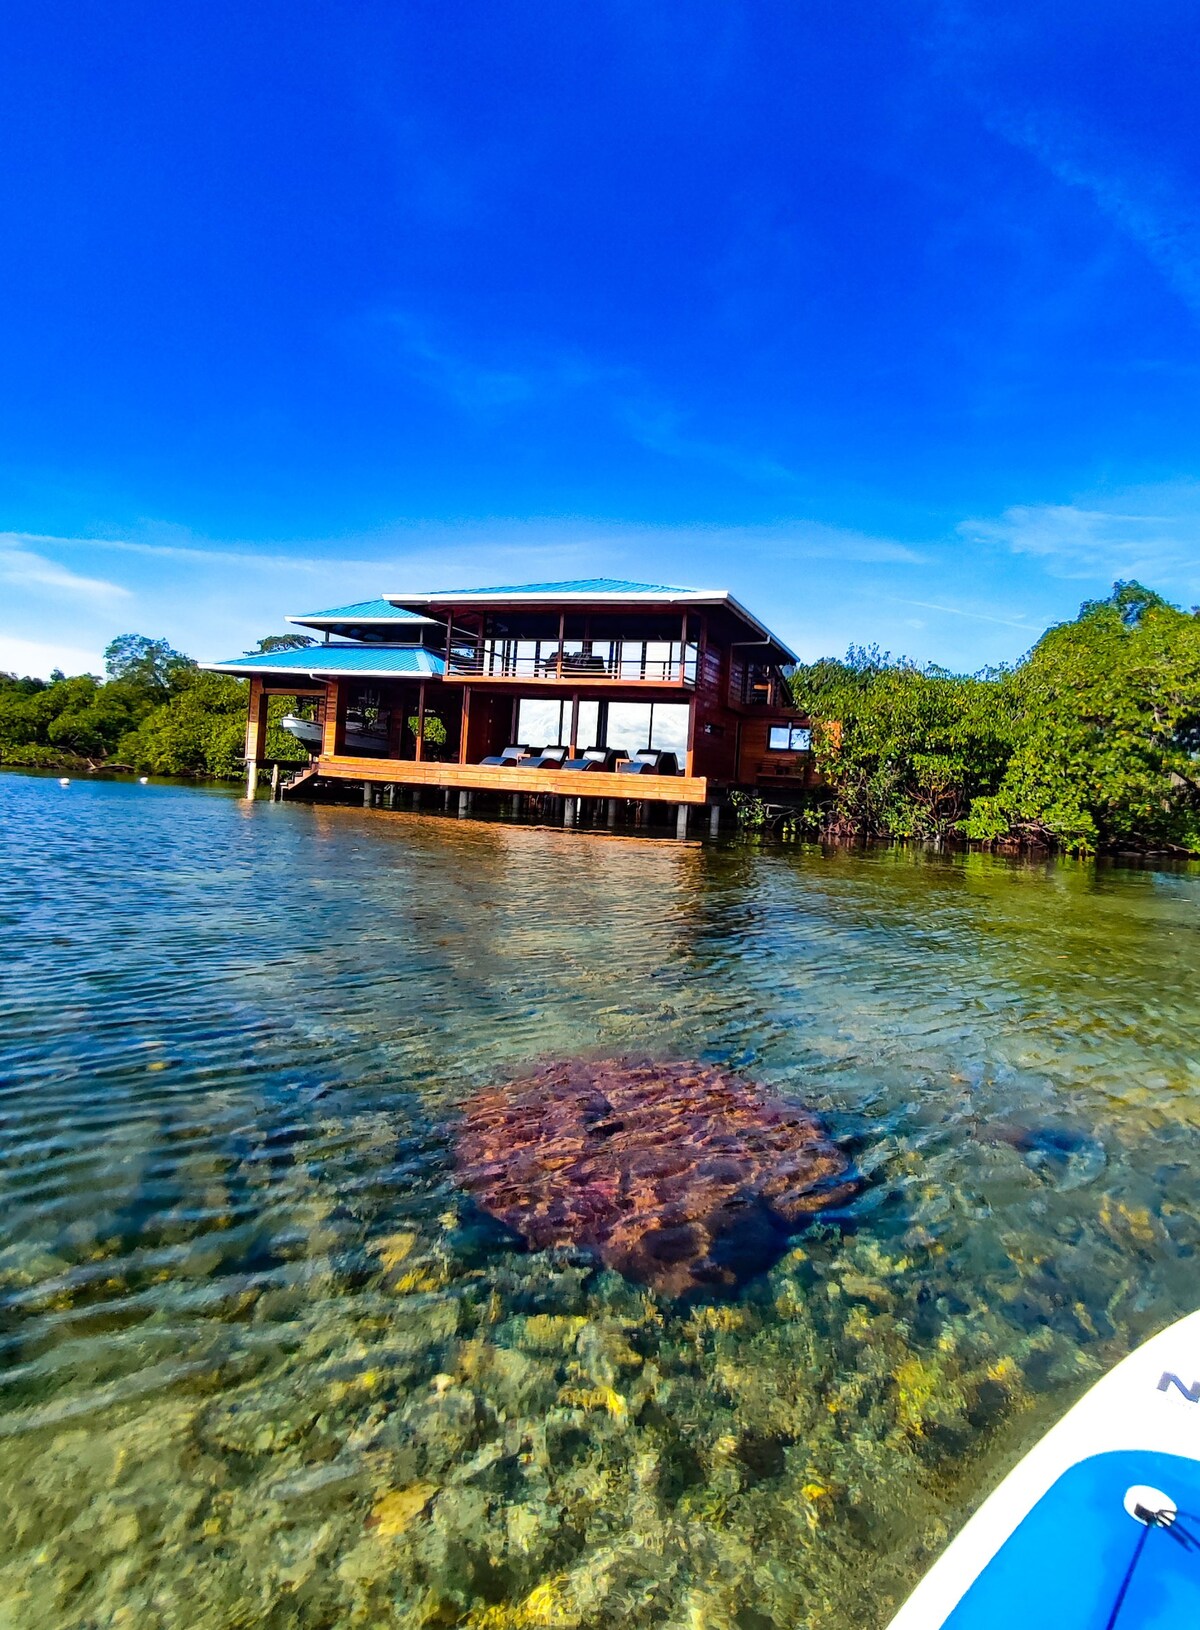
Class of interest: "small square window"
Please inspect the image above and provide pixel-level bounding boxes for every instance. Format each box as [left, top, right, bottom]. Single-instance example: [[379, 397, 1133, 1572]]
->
[[768, 725, 812, 752]]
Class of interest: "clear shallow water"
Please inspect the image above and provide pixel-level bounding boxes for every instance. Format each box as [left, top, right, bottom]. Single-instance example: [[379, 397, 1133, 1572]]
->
[[1, 769, 1198, 1630]]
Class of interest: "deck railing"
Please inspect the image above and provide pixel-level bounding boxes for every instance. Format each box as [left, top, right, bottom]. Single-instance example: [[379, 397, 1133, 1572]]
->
[[448, 643, 698, 685]]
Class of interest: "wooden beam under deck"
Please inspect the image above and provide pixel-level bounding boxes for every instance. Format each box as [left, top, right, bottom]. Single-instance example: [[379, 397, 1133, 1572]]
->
[[315, 755, 712, 805]]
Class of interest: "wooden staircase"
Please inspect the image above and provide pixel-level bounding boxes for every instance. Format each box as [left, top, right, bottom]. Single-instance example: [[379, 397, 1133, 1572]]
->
[[278, 762, 321, 800]]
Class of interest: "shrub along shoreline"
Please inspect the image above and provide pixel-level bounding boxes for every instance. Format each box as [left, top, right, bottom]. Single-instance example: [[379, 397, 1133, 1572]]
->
[[4, 583, 1199, 854], [790, 582, 1200, 855], [0, 633, 308, 780]]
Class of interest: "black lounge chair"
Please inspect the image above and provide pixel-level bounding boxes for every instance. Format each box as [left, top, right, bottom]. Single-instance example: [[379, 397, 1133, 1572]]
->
[[617, 749, 680, 776], [524, 745, 569, 769], [479, 744, 532, 766], [563, 746, 622, 771]]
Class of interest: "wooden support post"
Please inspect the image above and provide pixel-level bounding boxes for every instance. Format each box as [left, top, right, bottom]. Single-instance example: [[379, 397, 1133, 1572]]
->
[[321, 679, 346, 757], [363, 782, 372, 807], [562, 796, 573, 825], [386, 784, 396, 808], [458, 789, 471, 816], [709, 803, 720, 837], [676, 804, 689, 839], [443, 787, 453, 812], [556, 611, 565, 679], [415, 681, 426, 762], [270, 762, 280, 801], [606, 798, 618, 827], [569, 692, 580, 755], [244, 677, 269, 800], [636, 802, 647, 827]]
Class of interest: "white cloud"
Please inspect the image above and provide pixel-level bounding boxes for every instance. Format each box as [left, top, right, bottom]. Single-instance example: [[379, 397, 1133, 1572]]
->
[[0, 542, 131, 603], [960, 487, 1200, 588], [0, 632, 106, 679]]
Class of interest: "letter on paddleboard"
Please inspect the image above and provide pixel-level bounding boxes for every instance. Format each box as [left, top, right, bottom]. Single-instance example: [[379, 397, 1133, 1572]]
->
[[1157, 1371, 1200, 1402]]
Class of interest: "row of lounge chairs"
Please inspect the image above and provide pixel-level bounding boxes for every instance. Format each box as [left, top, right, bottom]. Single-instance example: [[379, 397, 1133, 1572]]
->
[[479, 745, 681, 775]]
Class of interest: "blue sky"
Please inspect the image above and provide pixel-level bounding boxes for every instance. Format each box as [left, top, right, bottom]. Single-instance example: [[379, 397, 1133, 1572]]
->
[[3, 0, 1200, 676]]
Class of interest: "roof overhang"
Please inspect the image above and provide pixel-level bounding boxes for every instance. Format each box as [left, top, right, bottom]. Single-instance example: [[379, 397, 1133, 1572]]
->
[[200, 643, 446, 681], [383, 588, 797, 663], [285, 612, 439, 630]]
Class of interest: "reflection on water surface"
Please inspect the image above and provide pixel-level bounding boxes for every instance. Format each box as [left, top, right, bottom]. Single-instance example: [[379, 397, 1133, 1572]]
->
[[1, 770, 1198, 1629]]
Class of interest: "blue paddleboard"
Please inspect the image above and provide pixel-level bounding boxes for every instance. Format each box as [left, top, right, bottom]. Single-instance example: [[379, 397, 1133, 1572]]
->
[[886, 1310, 1200, 1629]]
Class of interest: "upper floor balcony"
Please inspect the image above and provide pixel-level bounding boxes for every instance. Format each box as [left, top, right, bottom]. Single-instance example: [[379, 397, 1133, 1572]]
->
[[446, 635, 699, 686]]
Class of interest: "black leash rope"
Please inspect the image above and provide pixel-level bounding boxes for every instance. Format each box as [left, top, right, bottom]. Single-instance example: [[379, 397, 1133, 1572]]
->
[[1104, 1506, 1200, 1630], [1104, 1523, 1150, 1630]]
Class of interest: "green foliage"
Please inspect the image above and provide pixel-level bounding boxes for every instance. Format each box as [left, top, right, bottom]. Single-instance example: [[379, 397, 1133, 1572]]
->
[[0, 636, 307, 778], [255, 633, 317, 653], [407, 712, 448, 752], [963, 582, 1200, 853], [103, 633, 193, 699], [794, 583, 1200, 854], [118, 671, 308, 776], [792, 648, 1017, 842]]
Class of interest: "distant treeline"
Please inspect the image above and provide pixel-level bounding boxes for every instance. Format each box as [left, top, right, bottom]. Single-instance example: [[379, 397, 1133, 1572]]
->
[[4, 583, 1199, 853], [0, 633, 309, 778], [790, 582, 1200, 855]]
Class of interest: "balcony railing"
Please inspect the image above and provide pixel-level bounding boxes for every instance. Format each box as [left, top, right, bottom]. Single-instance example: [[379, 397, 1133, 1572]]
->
[[448, 643, 698, 685]]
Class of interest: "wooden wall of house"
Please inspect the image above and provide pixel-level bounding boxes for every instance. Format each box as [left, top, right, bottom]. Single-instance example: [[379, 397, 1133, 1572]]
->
[[462, 691, 512, 762], [736, 715, 816, 790]]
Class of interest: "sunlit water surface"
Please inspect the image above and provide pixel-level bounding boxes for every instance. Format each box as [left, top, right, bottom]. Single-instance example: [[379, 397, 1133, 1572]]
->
[[2, 770, 1198, 1630]]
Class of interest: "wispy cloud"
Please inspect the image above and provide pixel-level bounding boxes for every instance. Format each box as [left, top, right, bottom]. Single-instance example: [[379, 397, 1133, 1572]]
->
[[384, 312, 616, 414], [992, 108, 1200, 322], [382, 311, 805, 488], [0, 633, 107, 678], [960, 487, 1200, 587], [620, 405, 800, 487], [0, 542, 131, 603], [890, 595, 1035, 632], [924, 4, 1200, 324]]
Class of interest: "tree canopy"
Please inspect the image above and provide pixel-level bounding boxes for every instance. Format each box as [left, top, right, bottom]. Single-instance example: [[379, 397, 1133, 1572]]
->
[[0, 633, 306, 775], [792, 583, 1200, 853]]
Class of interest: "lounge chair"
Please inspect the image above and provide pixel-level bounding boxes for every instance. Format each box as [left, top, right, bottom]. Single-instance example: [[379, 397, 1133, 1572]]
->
[[563, 746, 622, 771], [617, 749, 680, 776], [479, 744, 532, 767], [523, 745, 569, 769]]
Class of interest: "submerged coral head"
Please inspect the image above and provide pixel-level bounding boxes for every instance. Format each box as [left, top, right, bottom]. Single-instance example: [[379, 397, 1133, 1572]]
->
[[454, 1056, 858, 1298]]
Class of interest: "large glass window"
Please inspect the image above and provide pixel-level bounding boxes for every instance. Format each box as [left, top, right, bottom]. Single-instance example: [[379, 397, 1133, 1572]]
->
[[517, 697, 567, 747], [606, 701, 689, 758], [575, 700, 600, 748], [516, 697, 603, 748], [648, 702, 690, 757], [606, 702, 654, 756]]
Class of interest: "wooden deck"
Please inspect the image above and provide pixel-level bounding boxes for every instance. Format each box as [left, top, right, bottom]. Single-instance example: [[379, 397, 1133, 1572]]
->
[[313, 755, 712, 804]]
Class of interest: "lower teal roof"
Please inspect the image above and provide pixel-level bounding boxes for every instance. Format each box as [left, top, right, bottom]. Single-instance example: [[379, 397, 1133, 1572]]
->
[[202, 645, 446, 678]]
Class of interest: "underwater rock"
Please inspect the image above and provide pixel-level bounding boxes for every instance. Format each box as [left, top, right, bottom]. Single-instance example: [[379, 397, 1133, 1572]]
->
[[454, 1057, 857, 1297], [368, 1481, 439, 1539]]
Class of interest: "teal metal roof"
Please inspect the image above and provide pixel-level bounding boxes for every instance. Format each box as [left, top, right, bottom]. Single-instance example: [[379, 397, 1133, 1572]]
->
[[383, 578, 798, 662], [287, 597, 437, 628], [421, 578, 694, 596], [201, 645, 446, 678]]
